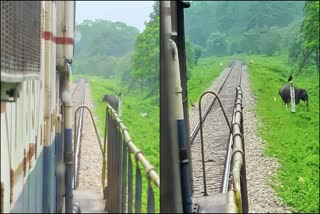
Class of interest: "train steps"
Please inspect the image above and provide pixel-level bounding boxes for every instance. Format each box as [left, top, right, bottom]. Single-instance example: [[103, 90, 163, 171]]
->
[[193, 193, 227, 213], [73, 190, 106, 213]]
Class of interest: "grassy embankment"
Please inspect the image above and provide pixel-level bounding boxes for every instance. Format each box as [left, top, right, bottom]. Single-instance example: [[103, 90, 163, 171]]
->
[[73, 74, 159, 213], [189, 54, 319, 212], [240, 54, 319, 213]]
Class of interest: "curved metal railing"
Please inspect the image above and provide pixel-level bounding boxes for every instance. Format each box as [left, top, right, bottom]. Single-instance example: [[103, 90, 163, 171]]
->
[[73, 105, 107, 190], [198, 91, 232, 196]]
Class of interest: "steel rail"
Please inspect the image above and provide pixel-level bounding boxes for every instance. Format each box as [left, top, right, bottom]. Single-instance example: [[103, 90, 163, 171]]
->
[[190, 61, 237, 144], [72, 79, 81, 96], [72, 80, 86, 189]]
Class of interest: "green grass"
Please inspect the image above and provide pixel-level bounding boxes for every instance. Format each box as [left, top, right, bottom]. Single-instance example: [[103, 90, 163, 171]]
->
[[237, 54, 319, 213], [73, 73, 159, 213], [189, 54, 319, 212]]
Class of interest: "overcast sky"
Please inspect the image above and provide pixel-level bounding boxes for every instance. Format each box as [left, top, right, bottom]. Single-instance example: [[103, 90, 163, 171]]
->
[[75, 1, 154, 32]]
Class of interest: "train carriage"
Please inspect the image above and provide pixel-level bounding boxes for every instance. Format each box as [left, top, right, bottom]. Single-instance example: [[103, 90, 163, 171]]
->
[[1, 1, 75, 212]]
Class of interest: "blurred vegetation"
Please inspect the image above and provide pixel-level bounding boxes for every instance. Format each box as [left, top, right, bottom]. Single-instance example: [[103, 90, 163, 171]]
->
[[185, 1, 319, 72], [72, 19, 138, 79]]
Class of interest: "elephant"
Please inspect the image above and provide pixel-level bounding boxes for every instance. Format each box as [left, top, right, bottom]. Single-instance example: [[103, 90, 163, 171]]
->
[[102, 94, 119, 112], [279, 85, 308, 108]]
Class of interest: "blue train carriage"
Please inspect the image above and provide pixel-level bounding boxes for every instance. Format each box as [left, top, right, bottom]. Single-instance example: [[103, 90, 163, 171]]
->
[[1, 1, 75, 213]]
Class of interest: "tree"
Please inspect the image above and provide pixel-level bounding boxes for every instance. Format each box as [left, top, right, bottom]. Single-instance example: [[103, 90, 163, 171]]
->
[[299, 1, 320, 72], [193, 44, 203, 65], [149, 1, 160, 23], [260, 29, 281, 56], [129, 2, 159, 96], [239, 29, 261, 54], [74, 20, 139, 58], [204, 32, 228, 56], [229, 40, 241, 55], [184, 1, 304, 54], [288, 32, 303, 63]]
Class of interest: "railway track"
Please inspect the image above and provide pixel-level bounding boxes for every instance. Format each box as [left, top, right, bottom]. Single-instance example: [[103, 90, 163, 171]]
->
[[71, 78, 87, 189], [190, 60, 243, 197]]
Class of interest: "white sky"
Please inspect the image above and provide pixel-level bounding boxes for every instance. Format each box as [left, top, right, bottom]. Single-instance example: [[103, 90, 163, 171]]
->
[[75, 1, 155, 32]]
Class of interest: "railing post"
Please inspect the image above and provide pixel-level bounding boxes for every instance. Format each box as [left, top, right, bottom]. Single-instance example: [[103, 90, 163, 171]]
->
[[147, 179, 155, 213], [135, 161, 142, 213], [121, 137, 127, 212], [116, 124, 122, 212], [105, 109, 111, 211], [128, 152, 133, 213]]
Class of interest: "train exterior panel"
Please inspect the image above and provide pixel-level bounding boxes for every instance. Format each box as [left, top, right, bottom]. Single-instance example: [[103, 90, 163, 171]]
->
[[1, 1, 75, 213]]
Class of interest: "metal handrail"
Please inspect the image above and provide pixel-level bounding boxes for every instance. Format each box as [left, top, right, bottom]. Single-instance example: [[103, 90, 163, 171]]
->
[[73, 105, 107, 191], [105, 104, 159, 213], [106, 104, 160, 187], [73, 81, 86, 189], [198, 91, 232, 196], [190, 62, 236, 144], [226, 85, 248, 213]]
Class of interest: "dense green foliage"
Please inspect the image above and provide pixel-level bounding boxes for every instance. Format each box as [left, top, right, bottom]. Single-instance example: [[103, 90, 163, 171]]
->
[[294, 1, 319, 72], [72, 19, 139, 78], [185, 1, 304, 57], [127, 1, 160, 98], [128, 17, 159, 96], [74, 19, 139, 58]]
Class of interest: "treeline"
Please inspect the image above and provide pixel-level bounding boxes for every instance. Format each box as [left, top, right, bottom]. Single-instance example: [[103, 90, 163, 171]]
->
[[185, 1, 304, 56], [184, 1, 319, 72], [72, 19, 139, 78]]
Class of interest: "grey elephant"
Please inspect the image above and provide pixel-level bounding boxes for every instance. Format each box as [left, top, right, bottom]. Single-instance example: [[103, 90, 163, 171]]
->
[[279, 85, 308, 108], [102, 94, 119, 112]]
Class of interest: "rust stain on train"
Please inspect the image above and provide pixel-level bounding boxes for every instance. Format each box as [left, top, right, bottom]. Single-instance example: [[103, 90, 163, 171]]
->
[[0, 102, 6, 113]]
